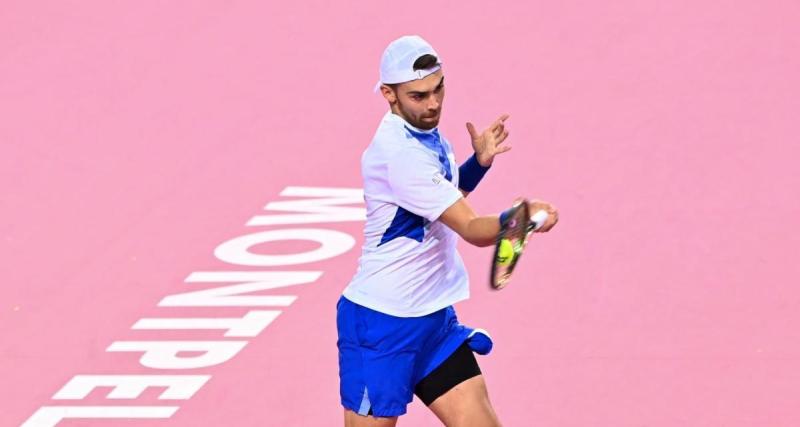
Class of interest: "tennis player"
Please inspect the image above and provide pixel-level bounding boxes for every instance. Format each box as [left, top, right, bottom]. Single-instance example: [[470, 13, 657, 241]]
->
[[338, 35, 559, 427]]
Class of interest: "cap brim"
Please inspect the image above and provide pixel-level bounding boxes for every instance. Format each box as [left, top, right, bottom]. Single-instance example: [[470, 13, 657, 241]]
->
[[374, 63, 443, 93]]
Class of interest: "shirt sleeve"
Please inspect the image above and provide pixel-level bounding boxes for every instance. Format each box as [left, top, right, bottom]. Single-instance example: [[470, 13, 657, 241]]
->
[[387, 146, 463, 222]]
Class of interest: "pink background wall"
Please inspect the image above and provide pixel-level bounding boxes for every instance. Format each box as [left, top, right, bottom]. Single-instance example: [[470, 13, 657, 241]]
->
[[2, 1, 799, 425]]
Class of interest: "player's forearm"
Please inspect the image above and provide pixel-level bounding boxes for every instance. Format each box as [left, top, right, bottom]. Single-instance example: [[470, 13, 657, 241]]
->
[[461, 215, 502, 247], [440, 198, 501, 247]]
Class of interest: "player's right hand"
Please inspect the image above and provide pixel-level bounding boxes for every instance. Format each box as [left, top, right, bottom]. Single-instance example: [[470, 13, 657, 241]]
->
[[528, 199, 559, 232]]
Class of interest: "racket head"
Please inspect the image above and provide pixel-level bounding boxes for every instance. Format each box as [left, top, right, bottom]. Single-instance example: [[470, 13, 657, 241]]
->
[[490, 198, 531, 290]]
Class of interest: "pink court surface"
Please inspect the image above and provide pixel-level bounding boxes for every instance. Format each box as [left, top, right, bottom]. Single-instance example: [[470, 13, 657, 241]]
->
[[2, 1, 799, 426]]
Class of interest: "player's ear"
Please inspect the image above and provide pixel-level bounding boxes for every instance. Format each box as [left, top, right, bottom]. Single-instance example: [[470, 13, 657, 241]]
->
[[380, 84, 397, 104]]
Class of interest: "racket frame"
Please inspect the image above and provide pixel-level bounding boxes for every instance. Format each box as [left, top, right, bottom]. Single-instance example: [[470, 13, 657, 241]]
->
[[490, 198, 532, 290]]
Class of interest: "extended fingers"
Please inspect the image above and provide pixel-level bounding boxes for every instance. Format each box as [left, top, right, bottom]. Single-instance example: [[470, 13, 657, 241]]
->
[[466, 122, 479, 139], [491, 114, 509, 130], [495, 129, 509, 144], [492, 117, 510, 143], [491, 113, 509, 129]]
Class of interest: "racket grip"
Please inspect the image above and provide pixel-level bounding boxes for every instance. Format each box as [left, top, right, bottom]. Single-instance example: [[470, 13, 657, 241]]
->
[[529, 210, 549, 232]]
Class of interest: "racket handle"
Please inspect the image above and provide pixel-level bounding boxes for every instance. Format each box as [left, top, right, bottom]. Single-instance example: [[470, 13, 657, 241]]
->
[[529, 210, 549, 232]]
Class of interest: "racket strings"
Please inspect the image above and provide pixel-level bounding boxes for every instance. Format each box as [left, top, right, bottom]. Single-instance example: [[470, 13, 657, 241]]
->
[[491, 200, 531, 289]]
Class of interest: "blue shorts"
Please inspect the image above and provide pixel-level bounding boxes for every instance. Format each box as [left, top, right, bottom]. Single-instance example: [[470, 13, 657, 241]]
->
[[336, 296, 493, 417]]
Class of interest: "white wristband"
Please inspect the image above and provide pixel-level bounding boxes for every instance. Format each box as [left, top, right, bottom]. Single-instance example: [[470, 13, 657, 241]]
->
[[531, 210, 549, 231]]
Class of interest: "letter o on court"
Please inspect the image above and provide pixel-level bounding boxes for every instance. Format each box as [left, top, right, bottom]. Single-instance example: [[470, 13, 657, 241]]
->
[[214, 228, 355, 266]]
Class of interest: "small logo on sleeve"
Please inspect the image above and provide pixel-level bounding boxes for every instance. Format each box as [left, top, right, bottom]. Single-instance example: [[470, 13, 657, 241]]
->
[[432, 172, 445, 184]]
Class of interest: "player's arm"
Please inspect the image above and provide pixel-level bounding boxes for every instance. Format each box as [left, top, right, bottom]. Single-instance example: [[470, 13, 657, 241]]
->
[[440, 198, 560, 248], [439, 198, 501, 247], [387, 144, 539, 248]]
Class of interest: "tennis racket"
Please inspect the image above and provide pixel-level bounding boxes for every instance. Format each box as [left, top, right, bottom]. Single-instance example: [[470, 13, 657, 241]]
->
[[490, 199, 549, 290]]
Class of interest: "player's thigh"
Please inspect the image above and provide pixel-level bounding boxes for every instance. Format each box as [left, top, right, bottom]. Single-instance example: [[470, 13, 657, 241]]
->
[[344, 409, 398, 427], [427, 375, 501, 427]]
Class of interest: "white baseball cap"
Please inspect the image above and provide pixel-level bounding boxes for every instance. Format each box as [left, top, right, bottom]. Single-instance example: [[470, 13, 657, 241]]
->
[[374, 35, 443, 92]]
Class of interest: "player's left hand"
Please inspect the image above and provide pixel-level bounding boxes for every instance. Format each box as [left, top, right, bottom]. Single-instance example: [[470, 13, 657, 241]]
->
[[466, 114, 511, 167]]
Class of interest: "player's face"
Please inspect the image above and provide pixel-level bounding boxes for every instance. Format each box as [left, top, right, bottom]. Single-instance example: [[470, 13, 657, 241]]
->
[[387, 70, 445, 130]]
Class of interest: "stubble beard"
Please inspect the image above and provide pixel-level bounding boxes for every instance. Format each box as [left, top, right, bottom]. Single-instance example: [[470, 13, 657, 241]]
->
[[396, 100, 440, 130]]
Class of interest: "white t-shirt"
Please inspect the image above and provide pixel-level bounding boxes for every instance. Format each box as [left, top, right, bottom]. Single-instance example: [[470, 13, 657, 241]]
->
[[342, 111, 469, 317]]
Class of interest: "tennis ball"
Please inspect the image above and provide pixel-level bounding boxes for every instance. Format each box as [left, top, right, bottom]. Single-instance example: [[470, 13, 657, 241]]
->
[[496, 238, 515, 266]]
